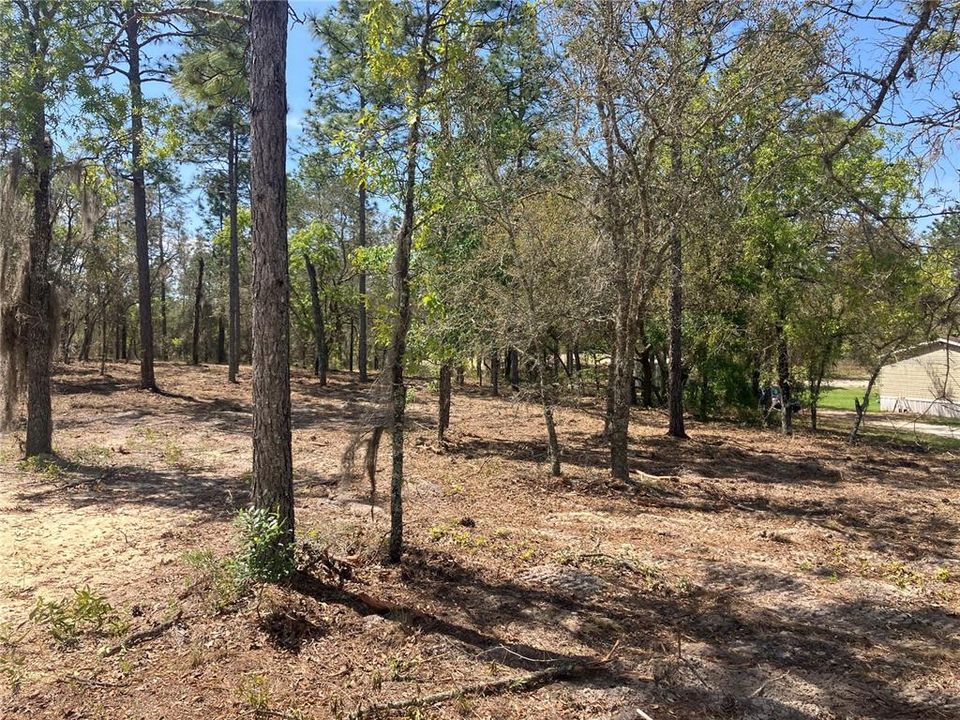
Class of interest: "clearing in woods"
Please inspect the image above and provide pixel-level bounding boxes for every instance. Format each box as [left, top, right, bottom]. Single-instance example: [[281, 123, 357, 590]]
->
[[0, 363, 957, 719]]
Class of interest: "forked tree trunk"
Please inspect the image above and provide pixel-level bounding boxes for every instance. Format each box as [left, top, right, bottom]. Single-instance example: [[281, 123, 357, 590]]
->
[[191, 256, 204, 365], [125, 6, 156, 391], [250, 0, 294, 542], [304, 254, 327, 386], [438, 362, 452, 442]]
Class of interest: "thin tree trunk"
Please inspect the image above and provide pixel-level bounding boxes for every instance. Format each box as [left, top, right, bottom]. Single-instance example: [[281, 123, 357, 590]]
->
[[217, 315, 226, 363], [490, 352, 499, 395], [358, 149, 368, 383], [849, 366, 881, 443], [438, 362, 451, 442], [666, 141, 686, 439], [776, 322, 793, 435], [386, 82, 424, 565], [228, 117, 240, 383], [24, 13, 53, 456], [304, 254, 327, 386], [99, 299, 107, 376], [249, 0, 294, 543], [192, 257, 204, 365], [538, 363, 561, 477], [126, 6, 156, 391], [158, 187, 167, 361], [508, 348, 520, 390]]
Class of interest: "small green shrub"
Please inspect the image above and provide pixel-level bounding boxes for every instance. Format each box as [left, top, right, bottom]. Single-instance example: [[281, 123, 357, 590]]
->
[[0, 624, 26, 694], [182, 549, 243, 612], [234, 508, 296, 584], [29, 587, 127, 647]]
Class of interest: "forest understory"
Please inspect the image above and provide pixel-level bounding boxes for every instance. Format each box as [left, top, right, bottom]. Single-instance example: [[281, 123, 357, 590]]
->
[[1, 363, 957, 720]]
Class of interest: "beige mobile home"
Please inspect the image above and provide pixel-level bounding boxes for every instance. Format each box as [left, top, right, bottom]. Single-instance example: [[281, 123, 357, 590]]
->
[[877, 339, 960, 418]]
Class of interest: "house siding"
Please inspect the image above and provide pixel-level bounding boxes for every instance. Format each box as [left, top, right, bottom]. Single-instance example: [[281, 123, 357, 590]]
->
[[877, 346, 960, 417]]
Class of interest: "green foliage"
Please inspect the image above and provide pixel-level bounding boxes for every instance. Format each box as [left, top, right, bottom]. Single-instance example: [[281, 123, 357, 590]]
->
[[182, 549, 244, 612], [233, 508, 296, 584], [29, 587, 127, 647]]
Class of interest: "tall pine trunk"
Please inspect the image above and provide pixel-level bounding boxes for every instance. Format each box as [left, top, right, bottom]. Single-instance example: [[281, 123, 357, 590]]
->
[[228, 117, 241, 383], [126, 6, 156, 391], [250, 0, 294, 542]]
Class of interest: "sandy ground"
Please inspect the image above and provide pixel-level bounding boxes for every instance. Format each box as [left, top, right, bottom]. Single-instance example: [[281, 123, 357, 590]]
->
[[0, 362, 958, 720]]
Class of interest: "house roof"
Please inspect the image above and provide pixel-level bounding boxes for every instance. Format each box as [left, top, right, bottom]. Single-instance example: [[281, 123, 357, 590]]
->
[[887, 338, 960, 364]]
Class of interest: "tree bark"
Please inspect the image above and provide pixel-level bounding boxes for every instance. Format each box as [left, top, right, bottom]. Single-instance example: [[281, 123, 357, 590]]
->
[[126, 6, 157, 391], [228, 116, 241, 383], [24, 14, 53, 456], [157, 187, 167, 361], [358, 149, 369, 383], [304, 254, 327, 386], [537, 363, 561, 477], [191, 256, 204, 365], [490, 352, 499, 395], [217, 315, 226, 363], [386, 78, 424, 565], [438, 362, 451, 442], [776, 322, 793, 435], [849, 366, 881, 443], [249, 0, 294, 542], [666, 141, 686, 439]]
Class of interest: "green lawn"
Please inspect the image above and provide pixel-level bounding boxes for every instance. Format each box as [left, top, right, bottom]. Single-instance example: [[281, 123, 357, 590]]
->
[[817, 385, 878, 411]]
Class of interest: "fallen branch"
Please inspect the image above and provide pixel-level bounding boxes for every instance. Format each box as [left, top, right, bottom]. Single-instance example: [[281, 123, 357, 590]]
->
[[100, 610, 183, 657], [347, 657, 608, 719]]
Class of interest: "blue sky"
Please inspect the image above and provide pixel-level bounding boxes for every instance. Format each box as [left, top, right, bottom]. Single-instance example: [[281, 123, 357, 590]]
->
[[285, 1, 334, 163]]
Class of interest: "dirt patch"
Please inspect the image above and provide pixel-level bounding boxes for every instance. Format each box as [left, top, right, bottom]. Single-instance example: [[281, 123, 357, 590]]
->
[[1, 362, 958, 719]]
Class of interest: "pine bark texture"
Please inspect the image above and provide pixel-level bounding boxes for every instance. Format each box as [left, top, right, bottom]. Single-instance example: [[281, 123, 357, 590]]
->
[[126, 7, 156, 391], [249, 0, 294, 540]]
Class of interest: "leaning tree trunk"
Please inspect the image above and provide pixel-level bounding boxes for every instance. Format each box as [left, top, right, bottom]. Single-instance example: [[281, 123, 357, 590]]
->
[[249, 0, 294, 543], [24, 44, 54, 457], [126, 6, 156, 391], [537, 361, 562, 477], [191, 256, 204, 366], [228, 116, 241, 383], [849, 365, 881, 443], [304, 254, 327, 386], [438, 362, 451, 442]]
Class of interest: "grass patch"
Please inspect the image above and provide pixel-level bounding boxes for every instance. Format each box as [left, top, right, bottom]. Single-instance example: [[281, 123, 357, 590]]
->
[[817, 385, 877, 411]]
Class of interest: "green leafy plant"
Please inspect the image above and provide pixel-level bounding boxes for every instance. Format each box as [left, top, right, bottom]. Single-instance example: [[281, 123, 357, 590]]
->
[[234, 508, 296, 584], [182, 549, 243, 612], [29, 587, 127, 647]]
